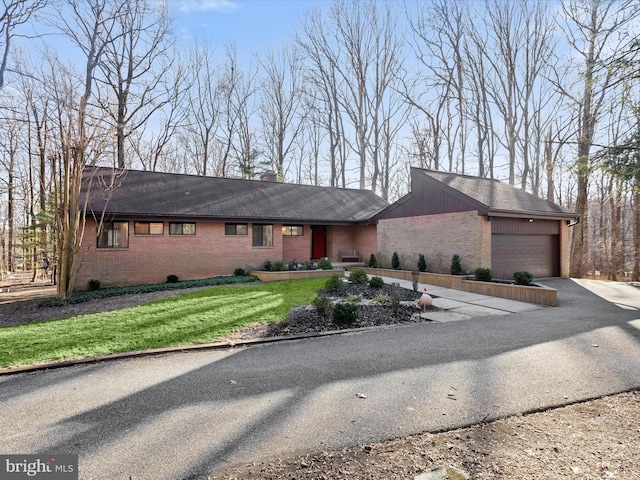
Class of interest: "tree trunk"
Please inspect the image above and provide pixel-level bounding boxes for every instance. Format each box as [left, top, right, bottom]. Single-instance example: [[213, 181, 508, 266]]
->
[[570, 4, 599, 279], [7, 156, 14, 273], [545, 127, 555, 203], [608, 176, 618, 280], [633, 186, 640, 281]]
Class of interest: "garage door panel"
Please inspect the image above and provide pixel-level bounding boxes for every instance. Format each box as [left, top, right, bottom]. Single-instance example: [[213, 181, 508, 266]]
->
[[492, 234, 559, 279]]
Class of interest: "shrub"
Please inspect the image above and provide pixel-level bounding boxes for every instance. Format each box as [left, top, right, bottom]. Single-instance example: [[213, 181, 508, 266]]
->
[[312, 294, 332, 317], [345, 294, 363, 303], [270, 261, 288, 272], [391, 251, 400, 270], [418, 254, 427, 272], [333, 301, 358, 325], [368, 253, 378, 268], [348, 268, 369, 284], [234, 268, 246, 276], [317, 258, 333, 270], [263, 260, 272, 271], [514, 271, 533, 286], [370, 295, 390, 303], [288, 260, 299, 271], [475, 267, 492, 282], [325, 273, 343, 292], [369, 276, 384, 288], [39, 275, 259, 307], [87, 279, 101, 291], [450, 254, 462, 275], [166, 274, 179, 283]]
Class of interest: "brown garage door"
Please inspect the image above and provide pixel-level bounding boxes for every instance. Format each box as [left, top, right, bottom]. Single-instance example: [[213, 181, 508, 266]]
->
[[491, 234, 560, 279]]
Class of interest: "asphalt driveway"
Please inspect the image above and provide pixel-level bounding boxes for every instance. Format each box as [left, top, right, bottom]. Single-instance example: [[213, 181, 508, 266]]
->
[[1, 278, 639, 479]]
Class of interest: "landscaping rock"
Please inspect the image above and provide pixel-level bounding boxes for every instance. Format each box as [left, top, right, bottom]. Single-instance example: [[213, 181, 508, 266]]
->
[[415, 466, 469, 480]]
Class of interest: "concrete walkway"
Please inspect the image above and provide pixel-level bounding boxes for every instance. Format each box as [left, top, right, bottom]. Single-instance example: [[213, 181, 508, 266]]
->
[[364, 274, 544, 323]]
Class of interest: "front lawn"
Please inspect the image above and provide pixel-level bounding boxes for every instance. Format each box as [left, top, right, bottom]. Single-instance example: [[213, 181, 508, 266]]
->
[[0, 278, 326, 368]]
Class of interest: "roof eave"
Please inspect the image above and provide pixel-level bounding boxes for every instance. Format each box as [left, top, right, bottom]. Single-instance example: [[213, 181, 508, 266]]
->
[[488, 208, 579, 221], [86, 211, 377, 225]]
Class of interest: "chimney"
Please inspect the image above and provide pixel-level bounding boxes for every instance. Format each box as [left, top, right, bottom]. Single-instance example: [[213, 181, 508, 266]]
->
[[260, 170, 278, 182]]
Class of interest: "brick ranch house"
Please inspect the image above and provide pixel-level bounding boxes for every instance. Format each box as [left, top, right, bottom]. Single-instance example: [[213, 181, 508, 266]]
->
[[75, 166, 577, 290], [76, 167, 387, 289]]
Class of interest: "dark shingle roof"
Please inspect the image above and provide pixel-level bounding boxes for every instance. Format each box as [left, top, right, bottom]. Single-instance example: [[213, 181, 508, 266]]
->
[[420, 169, 574, 215], [84, 168, 388, 223]]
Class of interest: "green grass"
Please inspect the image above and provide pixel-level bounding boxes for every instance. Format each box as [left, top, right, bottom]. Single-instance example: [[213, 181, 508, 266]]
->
[[0, 278, 326, 368]]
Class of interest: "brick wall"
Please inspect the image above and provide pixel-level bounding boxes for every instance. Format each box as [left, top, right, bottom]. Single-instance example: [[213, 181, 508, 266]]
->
[[326, 225, 354, 261], [353, 224, 377, 263], [75, 220, 379, 290], [326, 224, 377, 263], [377, 211, 489, 273], [75, 220, 284, 289], [282, 226, 311, 263]]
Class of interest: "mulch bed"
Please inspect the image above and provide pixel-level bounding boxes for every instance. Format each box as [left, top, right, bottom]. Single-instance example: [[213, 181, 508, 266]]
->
[[222, 282, 440, 341]]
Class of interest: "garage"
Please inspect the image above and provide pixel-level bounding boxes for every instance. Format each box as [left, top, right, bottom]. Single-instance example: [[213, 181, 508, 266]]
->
[[490, 217, 561, 279], [375, 168, 576, 278], [492, 233, 560, 279]]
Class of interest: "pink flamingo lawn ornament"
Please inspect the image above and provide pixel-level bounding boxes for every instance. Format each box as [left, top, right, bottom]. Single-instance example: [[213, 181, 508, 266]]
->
[[418, 287, 432, 312]]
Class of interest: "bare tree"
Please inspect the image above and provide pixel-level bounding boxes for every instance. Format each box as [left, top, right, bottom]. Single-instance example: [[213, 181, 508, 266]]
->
[[16, 60, 54, 280], [405, 0, 467, 174], [299, 1, 404, 191], [297, 9, 348, 187], [51, 0, 121, 298], [258, 45, 305, 181], [374, 91, 408, 200], [463, 28, 496, 178], [332, 0, 404, 190], [542, 119, 573, 203], [0, 0, 46, 88], [227, 53, 259, 179], [215, 44, 258, 178], [366, 2, 406, 198], [0, 99, 21, 272], [126, 52, 190, 173], [515, 0, 558, 192], [96, 0, 174, 169], [297, 97, 326, 185], [216, 45, 239, 177], [181, 38, 222, 176], [557, 0, 638, 278], [404, 118, 440, 170]]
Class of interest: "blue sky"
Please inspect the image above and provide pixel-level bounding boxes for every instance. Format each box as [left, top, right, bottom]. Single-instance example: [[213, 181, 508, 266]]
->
[[171, 0, 329, 57]]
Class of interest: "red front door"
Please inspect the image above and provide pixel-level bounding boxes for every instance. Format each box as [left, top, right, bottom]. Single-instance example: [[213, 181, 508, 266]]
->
[[311, 226, 326, 259]]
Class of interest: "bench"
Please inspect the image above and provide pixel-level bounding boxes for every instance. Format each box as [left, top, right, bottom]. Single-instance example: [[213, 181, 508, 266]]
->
[[339, 249, 360, 262]]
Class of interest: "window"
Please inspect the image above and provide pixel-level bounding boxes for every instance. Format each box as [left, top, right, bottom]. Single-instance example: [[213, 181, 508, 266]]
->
[[134, 222, 164, 235], [225, 223, 248, 235], [169, 222, 196, 235], [252, 224, 273, 246], [98, 221, 129, 248], [282, 225, 304, 236]]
